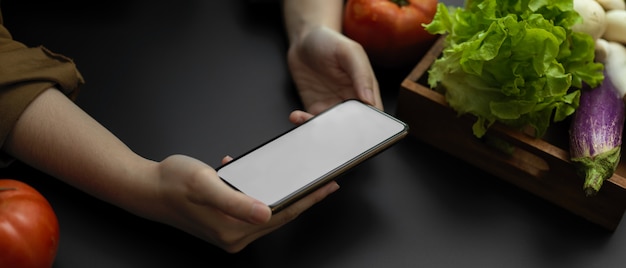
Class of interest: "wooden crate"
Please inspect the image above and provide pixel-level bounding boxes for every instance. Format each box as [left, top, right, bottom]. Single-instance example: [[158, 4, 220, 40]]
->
[[396, 37, 626, 230]]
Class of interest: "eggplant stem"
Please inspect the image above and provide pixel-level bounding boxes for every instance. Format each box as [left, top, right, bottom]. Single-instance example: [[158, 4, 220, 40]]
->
[[583, 169, 606, 197], [573, 147, 622, 197]]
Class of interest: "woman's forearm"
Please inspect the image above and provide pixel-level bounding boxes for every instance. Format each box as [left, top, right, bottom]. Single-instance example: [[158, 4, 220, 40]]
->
[[3, 88, 158, 214], [282, 0, 344, 43]]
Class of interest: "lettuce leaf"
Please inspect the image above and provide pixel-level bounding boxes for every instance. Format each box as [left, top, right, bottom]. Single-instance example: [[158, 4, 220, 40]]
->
[[424, 0, 604, 138]]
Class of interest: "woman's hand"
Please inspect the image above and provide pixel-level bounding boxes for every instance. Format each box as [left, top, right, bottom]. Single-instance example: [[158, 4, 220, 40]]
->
[[287, 26, 383, 115], [154, 154, 339, 253]]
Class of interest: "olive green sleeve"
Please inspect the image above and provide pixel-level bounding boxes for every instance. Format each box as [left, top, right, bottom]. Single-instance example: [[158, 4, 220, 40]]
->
[[0, 11, 85, 167]]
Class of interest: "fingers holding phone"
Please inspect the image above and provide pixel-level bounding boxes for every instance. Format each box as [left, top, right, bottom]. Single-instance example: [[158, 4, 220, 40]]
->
[[289, 110, 314, 125]]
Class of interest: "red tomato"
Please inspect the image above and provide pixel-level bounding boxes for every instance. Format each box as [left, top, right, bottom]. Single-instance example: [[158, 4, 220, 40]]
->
[[343, 0, 439, 69], [0, 179, 59, 268]]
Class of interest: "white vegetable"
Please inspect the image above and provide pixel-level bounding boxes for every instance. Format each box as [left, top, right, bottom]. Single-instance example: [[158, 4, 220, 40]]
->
[[603, 10, 626, 44], [595, 38, 610, 63], [603, 41, 626, 97], [595, 0, 626, 11], [572, 0, 608, 40]]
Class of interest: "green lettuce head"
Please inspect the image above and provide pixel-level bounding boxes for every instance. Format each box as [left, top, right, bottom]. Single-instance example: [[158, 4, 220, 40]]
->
[[424, 0, 604, 138]]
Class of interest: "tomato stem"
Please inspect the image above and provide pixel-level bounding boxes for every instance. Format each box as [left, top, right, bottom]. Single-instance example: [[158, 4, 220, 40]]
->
[[390, 0, 410, 7]]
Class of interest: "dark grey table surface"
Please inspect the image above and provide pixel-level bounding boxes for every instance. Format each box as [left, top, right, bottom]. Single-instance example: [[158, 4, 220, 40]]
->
[[2, 0, 625, 267]]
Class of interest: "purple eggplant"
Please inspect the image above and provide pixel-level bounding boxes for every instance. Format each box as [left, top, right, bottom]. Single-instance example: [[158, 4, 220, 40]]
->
[[569, 68, 625, 197]]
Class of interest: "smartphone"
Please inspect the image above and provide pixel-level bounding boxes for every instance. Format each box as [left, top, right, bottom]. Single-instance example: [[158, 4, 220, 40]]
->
[[216, 99, 409, 213]]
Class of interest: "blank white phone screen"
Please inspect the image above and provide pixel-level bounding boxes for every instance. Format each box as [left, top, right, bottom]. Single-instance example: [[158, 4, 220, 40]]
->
[[217, 100, 407, 208]]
